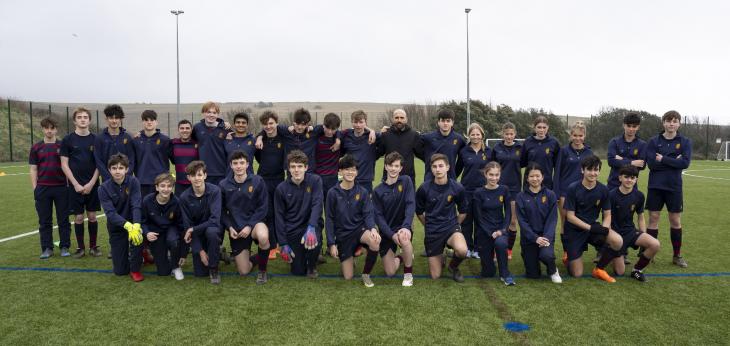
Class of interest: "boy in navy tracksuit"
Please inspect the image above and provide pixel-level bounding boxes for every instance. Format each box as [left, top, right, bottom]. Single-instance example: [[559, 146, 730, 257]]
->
[[372, 152, 416, 287], [192, 101, 231, 186], [274, 150, 323, 277], [420, 109, 466, 181], [516, 163, 562, 283], [472, 162, 514, 285], [326, 155, 381, 287], [609, 166, 661, 282], [134, 110, 172, 198], [30, 117, 71, 259], [340, 110, 379, 193], [224, 112, 256, 176], [645, 110, 691, 268], [491, 122, 522, 258], [98, 154, 144, 281], [607, 112, 646, 190], [563, 155, 624, 283], [255, 111, 286, 259], [94, 104, 136, 183], [455, 123, 490, 259], [219, 151, 271, 285], [520, 116, 560, 190], [141, 173, 185, 280], [60, 107, 101, 258], [416, 153, 469, 282], [180, 161, 224, 284], [169, 119, 199, 194]]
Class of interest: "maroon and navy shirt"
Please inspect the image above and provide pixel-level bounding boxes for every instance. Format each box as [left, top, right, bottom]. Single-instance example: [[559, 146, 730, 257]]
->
[[315, 134, 340, 177], [29, 140, 66, 186], [169, 138, 199, 185]]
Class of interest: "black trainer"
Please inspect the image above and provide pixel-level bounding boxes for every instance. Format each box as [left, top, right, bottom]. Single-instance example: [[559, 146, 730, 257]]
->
[[256, 271, 269, 285], [630, 269, 647, 282], [448, 266, 464, 283], [209, 269, 221, 285]]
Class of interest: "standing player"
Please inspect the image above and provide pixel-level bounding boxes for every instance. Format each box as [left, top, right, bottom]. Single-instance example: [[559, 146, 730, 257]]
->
[[60, 107, 101, 258], [341, 110, 379, 192], [420, 109, 466, 181], [326, 155, 381, 287], [30, 117, 71, 258], [274, 150, 323, 278], [255, 111, 286, 259], [377, 109, 423, 185], [516, 163, 562, 283], [416, 154, 469, 282], [224, 112, 256, 176], [97, 154, 144, 281], [134, 110, 171, 198], [563, 155, 624, 282], [94, 104, 135, 183], [521, 116, 560, 190], [192, 101, 231, 186], [373, 152, 416, 286], [455, 123, 490, 259], [169, 119, 199, 195], [610, 166, 661, 281], [141, 173, 185, 280], [607, 112, 646, 190], [315, 113, 341, 259], [180, 161, 224, 284], [645, 110, 691, 267], [491, 122, 522, 259], [219, 151, 272, 284]]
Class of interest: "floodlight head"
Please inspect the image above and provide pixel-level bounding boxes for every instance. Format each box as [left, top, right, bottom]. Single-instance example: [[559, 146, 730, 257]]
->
[[465, 8, 471, 13]]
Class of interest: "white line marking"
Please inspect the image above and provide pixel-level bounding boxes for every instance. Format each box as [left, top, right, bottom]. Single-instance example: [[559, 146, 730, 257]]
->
[[0, 173, 29, 176], [0, 214, 106, 243], [682, 168, 730, 181], [0, 165, 28, 169]]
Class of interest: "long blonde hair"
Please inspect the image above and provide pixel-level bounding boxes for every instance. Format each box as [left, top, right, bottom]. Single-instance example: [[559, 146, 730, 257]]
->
[[467, 123, 486, 151]]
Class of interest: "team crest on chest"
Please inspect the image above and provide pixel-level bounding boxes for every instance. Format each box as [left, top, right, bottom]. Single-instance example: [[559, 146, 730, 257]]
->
[[277, 143, 282, 149], [306, 133, 310, 139], [89, 145, 94, 151], [633, 148, 638, 156], [499, 195, 504, 203], [168, 211, 174, 219], [545, 148, 550, 154], [397, 184, 403, 193], [355, 193, 361, 201], [595, 199, 600, 206], [218, 132, 224, 139], [306, 186, 311, 193], [248, 185, 254, 193], [248, 140, 252, 146], [630, 204, 635, 211], [56, 148, 61, 154], [675, 143, 681, 150], [156, 138, 161, 145], [125, 187, 129, 195], [482, 154, 487, 161], [123, 138, 128, 144], [541, 195, 547, 204], [447, 195, 453, 203], [194, 144, 198, 149], [453, 139, 458, 145], [516, 150, 520, 156]]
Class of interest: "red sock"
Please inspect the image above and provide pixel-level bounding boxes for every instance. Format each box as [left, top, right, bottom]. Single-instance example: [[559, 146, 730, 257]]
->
[[404, 266, 413, 274]]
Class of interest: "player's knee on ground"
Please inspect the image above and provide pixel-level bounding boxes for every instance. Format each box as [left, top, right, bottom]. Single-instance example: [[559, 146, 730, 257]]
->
[[569, 260, 583, 277]]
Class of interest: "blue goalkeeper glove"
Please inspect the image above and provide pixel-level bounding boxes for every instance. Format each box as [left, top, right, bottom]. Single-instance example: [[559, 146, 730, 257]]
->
[[301, 225, 318, 250], [280, 245, 295, 263]]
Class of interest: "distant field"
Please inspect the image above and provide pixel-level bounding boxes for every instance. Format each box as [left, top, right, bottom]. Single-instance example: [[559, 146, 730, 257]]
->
[[1, 159, 729, 344]]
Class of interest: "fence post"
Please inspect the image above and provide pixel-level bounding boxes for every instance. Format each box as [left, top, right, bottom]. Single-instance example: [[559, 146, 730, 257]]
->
[[29, 101, 34, 144], [96, 110, 100, 133], [191, 111, 194, 122], [48, 104, 52, 119], [66, 107, 70, 134], [7, 99, 12, 161], [167, 112, 171, 135], [706, 116, 710, 160]]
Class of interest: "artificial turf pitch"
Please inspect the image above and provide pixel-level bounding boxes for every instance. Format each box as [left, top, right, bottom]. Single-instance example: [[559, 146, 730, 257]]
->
[[1, 160, 729, 345]]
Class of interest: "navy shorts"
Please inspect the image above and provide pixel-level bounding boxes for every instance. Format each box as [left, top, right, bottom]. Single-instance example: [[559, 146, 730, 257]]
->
[[619, 229, 642, 253], [424, 226, 461, 257], [335, 228, 367, 262], [564, 229, 606, 261], [230, 233, 256, 257], [646, 188, 683, 213], [379, 230, 412, 257], [68, 184, 100, 214]]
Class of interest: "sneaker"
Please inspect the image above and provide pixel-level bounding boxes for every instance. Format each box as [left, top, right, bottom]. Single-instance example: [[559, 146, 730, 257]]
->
[[550, 269, 563, 284], [172, 268, 184, 281], [256, 271, 269, 285], [466, 250, 473, 258], [72, 248, 85, 259], [209, 269, 221, 285], [501, 276, 516, 286], [507, 249, 513, 260], [60, 247, 70, 257], [130, 271, 144, 282], [472, 251, 480, 259], [89, 247, 102, 257], [39, 248, 53, 259], [592, 267, 616, 283], [448, 266, 464, 283], [307, 268, 319, 279], [630, 269, 647, 282], [673, 256, 688, 268], [402, 273, 413, 287], [268, 247, 278, 259], [362, 274, 374, 288], [623, 256, 631, 265]]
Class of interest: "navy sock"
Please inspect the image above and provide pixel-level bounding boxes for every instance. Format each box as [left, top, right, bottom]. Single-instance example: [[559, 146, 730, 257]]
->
[[88, 221, 98, 248], [670, 228, 682, 257], [363, 250, 378, 274], [74, 223, 85, 249]]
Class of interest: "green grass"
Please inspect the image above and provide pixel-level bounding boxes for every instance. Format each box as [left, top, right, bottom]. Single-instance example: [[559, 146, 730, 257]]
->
[[1, 160, 730, 345]]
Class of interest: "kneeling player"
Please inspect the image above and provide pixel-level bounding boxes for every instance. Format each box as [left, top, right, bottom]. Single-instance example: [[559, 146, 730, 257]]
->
[[326, 155, 381, 287], [373, 152, 416, 286], [274, 150, 324, 278], [141, 173, 185, 280], [516, 163, 562, 283], [220, 151, 271, 285], [180, 161, 223, 284], [609, 166, 660, 282], [416, 154, 468, 283], [98, 154, 144, 282], [563, 155, 623, 282]]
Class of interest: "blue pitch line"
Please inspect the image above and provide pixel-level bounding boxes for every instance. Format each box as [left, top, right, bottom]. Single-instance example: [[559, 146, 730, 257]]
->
[[1, 266, 730, 279]]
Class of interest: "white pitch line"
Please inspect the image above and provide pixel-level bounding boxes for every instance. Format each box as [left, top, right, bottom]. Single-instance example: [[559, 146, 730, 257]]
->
[[682, 168, 730, 181], [0, 165, 28, 169], [0, 173, 30, 176], [0, 214, 105, 243]]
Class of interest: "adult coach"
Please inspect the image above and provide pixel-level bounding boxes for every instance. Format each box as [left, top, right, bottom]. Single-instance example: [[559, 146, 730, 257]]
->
[[377, 109, 423, 185]]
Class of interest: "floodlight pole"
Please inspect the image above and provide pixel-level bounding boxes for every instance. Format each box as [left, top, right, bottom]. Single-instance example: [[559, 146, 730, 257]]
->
[[171, 10, 184, 126], [465, 8, 472, 127]]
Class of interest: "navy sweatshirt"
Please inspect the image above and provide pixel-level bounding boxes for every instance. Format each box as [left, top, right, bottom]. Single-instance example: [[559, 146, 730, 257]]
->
[[224, 134, 256, 175], [277, 124, 323, 173], [141, 193, 182, 235], [472, 185, 512, 237], [94, 127, 136, 181], [563, 181, 610, 233], [420, 130, 466, 181], [98, 175, 142, 229], [325, 184, 376, 246], [274, 173, 323, 245], [645, 132, 691, 192], [455, 145, 490, 191], [606, 135, 646, 189], [255, 133, 286, 180], [520, 134, 560, 189], [491, 141, 522, 194], [219, 174, 268, 231], [372, 176, 416, 240], [416, 179, 467, 235], [178, 183, 222, 236], [192, 119, 231, 178], [133, 129, 171, 185], [515, 187, 558, 244], [553, 144, 593, 197], [609, 187, 645, 237], [60, 132, 98, 185], [341, 129, 380, 184]]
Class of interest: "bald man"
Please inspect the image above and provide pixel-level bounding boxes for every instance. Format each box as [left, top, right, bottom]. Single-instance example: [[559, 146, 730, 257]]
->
[[377, 109, 423, 184]]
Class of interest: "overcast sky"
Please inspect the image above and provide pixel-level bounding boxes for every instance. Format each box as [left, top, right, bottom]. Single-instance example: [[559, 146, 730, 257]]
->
[[1, 0, 729, 122]]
